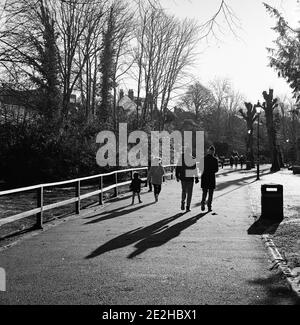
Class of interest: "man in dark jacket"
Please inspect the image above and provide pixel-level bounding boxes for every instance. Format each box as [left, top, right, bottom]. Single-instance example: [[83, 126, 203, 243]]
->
[[176, 147, 199, 212], [201, 146, 219, 212]]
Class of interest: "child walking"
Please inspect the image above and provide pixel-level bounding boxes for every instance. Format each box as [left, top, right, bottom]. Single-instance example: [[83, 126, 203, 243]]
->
[[130, 173, 147, 205]]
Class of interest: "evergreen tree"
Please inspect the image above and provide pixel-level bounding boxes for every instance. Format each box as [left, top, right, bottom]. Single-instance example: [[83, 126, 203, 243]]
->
[[99, 6, 116, 124]]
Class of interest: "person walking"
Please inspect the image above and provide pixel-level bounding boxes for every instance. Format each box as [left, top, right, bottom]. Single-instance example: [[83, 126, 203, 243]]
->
[[147, 158, 165, 202], [220, 156, 225, 169], [176, 147, 199, 212], [200, 146, 219, 212], [234, 154, 239, 168], [240, 155, 245, 169], [130, 173, 147, 205], [229, 155, 234, 168]]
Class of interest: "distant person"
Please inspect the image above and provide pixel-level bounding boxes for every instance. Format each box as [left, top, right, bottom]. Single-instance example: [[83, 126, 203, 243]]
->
[[240, 155, 245, 169], [130, 173, 147, 205], [200, 146, 219, 212], [220, 156, 225, 169], [147, 158, 165, 202], [234, 155, 239, 168], [176, 147, 199, 212], [229, 155, 234, 168]]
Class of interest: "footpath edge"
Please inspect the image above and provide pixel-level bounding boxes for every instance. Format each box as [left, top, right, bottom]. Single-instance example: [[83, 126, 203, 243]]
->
[[247, 181, 300, 300]]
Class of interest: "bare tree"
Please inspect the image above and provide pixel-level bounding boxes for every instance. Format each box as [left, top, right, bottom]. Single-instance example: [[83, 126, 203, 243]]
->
[[51, 0, 108, 124], [0, 0, 62, 126], [74, 1, 106, 122], [178, 81, 214, 121], [132, 2, 200, 130], [208, 78, 232, 142], [0, 0, 108, 128], [239, 102, 258, 167], [194, 0, 241, 42]]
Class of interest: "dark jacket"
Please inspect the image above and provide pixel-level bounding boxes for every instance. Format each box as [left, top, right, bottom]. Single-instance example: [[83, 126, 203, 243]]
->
[[176, 154, 198, 182], [130, 178, 144, 193], [201, 154, 219, 189]]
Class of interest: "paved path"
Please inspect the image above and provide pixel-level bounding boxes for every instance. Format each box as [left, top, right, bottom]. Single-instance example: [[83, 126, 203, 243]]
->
[[0, 166, 299, 305]]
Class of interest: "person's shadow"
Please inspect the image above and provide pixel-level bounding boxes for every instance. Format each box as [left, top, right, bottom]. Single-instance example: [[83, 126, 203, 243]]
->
[[85, 212, 186, 259], [84, 202, 155, 225], [127, 212, 209, 258]]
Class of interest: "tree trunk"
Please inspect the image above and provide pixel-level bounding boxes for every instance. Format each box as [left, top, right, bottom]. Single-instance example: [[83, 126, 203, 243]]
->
[[265, 110, 280, 172], [262, 89, 280, 172]]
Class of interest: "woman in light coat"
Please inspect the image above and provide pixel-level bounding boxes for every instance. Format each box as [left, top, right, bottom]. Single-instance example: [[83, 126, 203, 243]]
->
[[147, 158, 165, 202]]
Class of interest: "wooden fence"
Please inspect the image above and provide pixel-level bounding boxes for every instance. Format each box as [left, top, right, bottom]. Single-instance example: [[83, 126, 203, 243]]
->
[[0, 165, 175, 230]]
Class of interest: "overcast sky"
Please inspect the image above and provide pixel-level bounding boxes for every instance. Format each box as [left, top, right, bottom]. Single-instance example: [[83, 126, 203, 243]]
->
[[160, 0, 300, 102]]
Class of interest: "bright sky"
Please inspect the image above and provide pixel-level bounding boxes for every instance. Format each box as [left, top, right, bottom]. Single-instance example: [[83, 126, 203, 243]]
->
[[160, 0, 300, 102], [0, 0, 299, 103]]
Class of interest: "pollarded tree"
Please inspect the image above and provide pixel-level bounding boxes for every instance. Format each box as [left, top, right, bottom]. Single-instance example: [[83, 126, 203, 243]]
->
[[258, 89, 281, 172], [239, 102, 258, 167]]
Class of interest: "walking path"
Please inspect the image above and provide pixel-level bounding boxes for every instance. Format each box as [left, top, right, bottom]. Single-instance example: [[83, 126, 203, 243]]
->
[[0, 166, 299, 305]]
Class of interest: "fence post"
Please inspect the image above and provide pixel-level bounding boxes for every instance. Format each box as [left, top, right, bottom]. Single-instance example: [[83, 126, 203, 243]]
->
[[99, 176, 103, 205], [75, 180, 80, 214], [114, 173, 118, 197], [36, 187, 43, 229]]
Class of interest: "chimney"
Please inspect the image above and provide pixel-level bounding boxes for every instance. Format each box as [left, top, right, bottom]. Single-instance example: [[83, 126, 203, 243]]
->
[[119, 89, 124, 99], [128, 89, 134, 100]]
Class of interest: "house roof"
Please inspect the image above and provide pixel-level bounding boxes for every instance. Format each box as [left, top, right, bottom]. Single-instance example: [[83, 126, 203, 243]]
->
[[118, 95, 137, 112]]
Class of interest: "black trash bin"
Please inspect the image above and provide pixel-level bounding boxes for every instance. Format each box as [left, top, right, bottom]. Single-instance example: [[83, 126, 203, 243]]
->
[[261, 184, 283, 222]]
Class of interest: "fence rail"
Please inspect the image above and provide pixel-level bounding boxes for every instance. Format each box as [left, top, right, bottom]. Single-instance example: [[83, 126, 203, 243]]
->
[[0, 165, 176, 229]]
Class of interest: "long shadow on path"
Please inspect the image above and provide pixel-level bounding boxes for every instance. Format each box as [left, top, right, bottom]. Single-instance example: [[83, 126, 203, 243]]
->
[[84, 192, 151, 220], [216, 169, 272, 192], [216, 165, 270, 178], [85, 212, 186, 259], [127, 212, 209, 259], [84, 202, 155, 225], [194, 169, 272, 208]]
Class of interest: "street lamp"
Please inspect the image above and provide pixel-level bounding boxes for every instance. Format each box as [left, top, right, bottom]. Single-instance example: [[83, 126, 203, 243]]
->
[[285, 139, 290, 167], [256, 102, 263, 180]]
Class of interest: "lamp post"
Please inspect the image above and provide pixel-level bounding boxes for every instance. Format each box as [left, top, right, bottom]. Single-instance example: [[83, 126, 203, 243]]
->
[[285, 139, 290, 167], [256, 103, 262, 180]]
